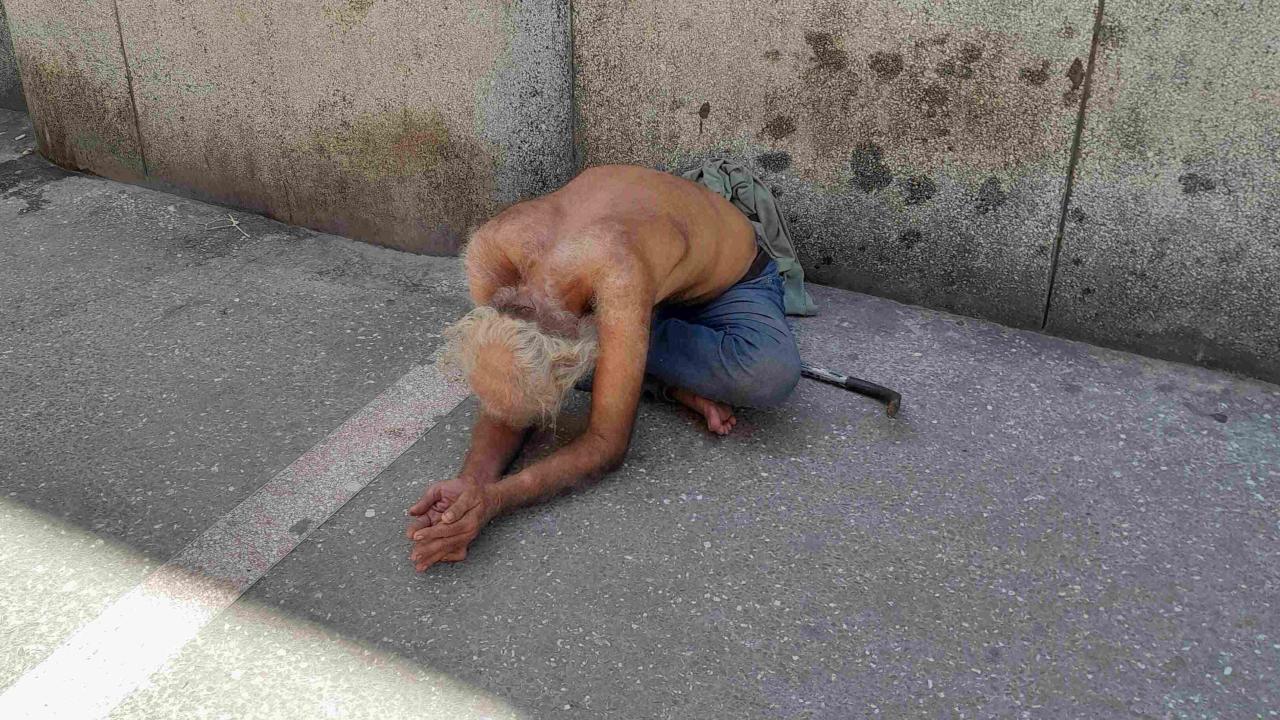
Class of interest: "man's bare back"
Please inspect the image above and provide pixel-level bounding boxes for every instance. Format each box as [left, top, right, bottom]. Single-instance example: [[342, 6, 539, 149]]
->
[[405, 165, 799, 572], [463, 164, 759, 313]]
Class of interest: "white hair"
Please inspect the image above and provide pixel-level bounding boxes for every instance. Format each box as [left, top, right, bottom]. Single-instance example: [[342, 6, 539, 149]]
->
[[440, 295, 597, 428]]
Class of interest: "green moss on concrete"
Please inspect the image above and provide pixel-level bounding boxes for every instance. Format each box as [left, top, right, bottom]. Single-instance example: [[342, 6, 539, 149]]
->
[[311, 108, 454, 181]]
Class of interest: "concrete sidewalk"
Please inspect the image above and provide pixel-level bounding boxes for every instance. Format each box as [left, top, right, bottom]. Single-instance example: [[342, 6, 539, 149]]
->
[[2, 141, 1278, 718]]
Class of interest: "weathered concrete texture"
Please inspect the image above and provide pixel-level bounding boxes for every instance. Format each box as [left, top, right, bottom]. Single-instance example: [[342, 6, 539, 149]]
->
[[104, 0, 571, 255], [160, 285, 1278, 719], [0, 108, 35, 163], [1048, 2, 1280, 384], [0, 152, 470, 569], [2, 0, 144, 179], [3, 167, 1278, 716], [573, 0, 1095, 328], [0, 2, 26, 111]]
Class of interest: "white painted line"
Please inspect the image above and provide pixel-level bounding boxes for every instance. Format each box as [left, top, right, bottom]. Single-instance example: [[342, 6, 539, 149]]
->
[[0, 362, 469, 720]]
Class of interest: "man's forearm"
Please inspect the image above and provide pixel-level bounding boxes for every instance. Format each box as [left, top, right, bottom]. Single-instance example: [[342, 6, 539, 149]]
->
[[490, 431, 623, 512], [458, 413, 529, 483]]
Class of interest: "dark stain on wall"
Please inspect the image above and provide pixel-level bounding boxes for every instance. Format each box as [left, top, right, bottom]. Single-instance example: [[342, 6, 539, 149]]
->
[[1069, 206, 1089, 223], [919, 83, 950, 118], [868, 51, 904, 80], [18, 60, 145, 180], [899, 229, 923, 248], [698, 101, 711, 119], [850, 142, 893, 192], [900, 175, 937, 205], [763, 115, 797, 140], [1178, 172, 1217, 194], [1067, 58, 1086, 91], [756, 150, 792, 172], [1020, 60, 1051, 86], [975, 176, 1007, 213], [803, 31, 849, 71], [937, 42, 984, 80], [764, 49, 782, 62], [284, 108, 493, 254]]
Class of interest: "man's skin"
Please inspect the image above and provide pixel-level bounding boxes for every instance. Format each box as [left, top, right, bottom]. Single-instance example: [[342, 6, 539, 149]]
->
[[406, 164, 759, 571]]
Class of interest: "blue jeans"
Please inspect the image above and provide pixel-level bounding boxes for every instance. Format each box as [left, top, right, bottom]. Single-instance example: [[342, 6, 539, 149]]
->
[[644, 259, 801, 408]]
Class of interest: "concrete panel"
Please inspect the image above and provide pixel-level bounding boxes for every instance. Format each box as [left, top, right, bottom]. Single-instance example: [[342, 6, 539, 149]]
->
[[1047, 2, 1280, 383], [574, 0, 1095, 327], [3, 0, 144, 179], [104, 0, 569, 254], [0, 2, 27, 111]]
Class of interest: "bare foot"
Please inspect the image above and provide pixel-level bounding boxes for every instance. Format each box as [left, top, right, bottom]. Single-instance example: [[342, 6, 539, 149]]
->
[[670, 387, 738, 436]]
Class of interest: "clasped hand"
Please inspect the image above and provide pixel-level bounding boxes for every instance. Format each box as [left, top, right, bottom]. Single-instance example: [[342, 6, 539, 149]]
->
[[405, 477, 500, 572]]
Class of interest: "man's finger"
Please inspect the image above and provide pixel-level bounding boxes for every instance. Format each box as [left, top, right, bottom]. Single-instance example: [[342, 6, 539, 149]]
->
[[405, 514, 437, 537], [413, 540, 461, 572], [408, 485, 444, 516], [441, 491, 482, 524], [412, 518, 472, 543], [411, 535, 462, 562]]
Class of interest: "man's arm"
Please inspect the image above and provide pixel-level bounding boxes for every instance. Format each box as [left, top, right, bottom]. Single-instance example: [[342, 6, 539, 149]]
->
[[406, 413, 527, 534], [407, 249, 654, 570], [489, 256, 654, 512], [455, 413, 530, 484]]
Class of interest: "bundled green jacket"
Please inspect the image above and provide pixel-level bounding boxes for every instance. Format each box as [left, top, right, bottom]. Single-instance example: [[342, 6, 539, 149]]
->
[[683, 160, 818, 316]]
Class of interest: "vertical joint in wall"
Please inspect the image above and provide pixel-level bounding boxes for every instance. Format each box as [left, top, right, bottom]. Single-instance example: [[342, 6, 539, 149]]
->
[[1042, 0, 1105, 329], [111, 0, 148, 177]]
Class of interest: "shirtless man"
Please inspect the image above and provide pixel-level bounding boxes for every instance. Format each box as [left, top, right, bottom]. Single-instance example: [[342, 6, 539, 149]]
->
[[405, 165, 801, 571]]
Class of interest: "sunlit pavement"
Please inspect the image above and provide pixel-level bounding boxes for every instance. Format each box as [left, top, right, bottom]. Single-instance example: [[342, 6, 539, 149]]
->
[[2, 140, 1278, 718]]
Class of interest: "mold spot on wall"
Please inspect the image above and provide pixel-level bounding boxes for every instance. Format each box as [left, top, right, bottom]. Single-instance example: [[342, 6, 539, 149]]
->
[[919, 84, 950, 118], [850, 142, 893, 193], [1066, 58, 1085, 91], [975, 176, 1007, 213], [868, 51, 904, 81], [757, 151, 792, 172], [324, 0, 377, 32], [1069, 206, 1089, 223], [803, 31, 849, 71], [764, 49, 782, 62], [1020, 60, 1051, 86], [763, 115, 797, 140], [900, 175, 937, 205], [312, 109, 452, 180], [938, 43, 984, 80], [1178, 173, 1217, 194], [1098, 19, 1126, 50], [698, 102, 711, 119], [16, 57, 143, 179], [899, 229, 923, 247]]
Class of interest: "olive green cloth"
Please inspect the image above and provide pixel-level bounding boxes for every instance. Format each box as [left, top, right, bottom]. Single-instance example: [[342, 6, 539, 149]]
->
[[682, 159, 818, 316]]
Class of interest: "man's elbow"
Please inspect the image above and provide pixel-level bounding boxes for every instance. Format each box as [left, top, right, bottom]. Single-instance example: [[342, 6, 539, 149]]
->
[[587, 430, 630, 472]]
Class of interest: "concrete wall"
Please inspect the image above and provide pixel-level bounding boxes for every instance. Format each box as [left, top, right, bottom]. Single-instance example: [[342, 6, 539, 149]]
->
[[574, 0, 1280, 383], [6, 0, 1279, 382], [1046, 1, 1280, 382], [4, 0, 142, 177], [0, 2, 25, 110], [574, 0, 1095, 329], [4, 0, 573, 254]]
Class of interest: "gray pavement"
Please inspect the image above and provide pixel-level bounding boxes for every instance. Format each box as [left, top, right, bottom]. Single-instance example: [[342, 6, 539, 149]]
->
[[2, 148, 1278, 718]]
